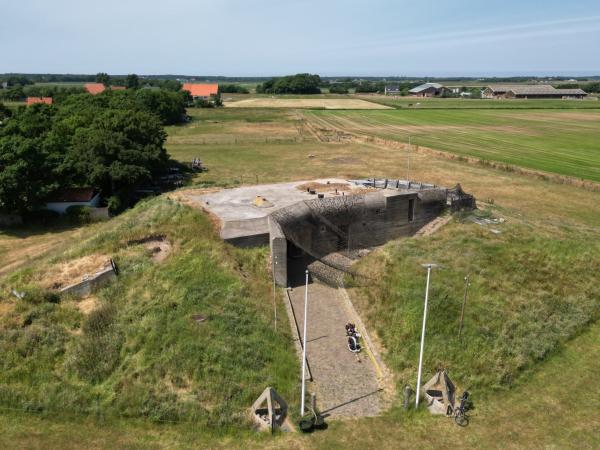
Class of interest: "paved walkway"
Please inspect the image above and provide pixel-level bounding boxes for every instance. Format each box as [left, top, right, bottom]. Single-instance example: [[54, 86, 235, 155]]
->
[[286, 279, 382, 418]]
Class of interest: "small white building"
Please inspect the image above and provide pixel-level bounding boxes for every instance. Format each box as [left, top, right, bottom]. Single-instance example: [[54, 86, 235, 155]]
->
[[45, 188, 101, 214]]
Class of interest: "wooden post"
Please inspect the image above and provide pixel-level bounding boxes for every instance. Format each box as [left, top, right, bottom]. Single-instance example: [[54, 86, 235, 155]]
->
[[458, 274, 470, 338]]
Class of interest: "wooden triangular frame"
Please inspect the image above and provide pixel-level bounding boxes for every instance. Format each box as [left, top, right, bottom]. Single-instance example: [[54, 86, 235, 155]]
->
[[251, 387, 288, 432]]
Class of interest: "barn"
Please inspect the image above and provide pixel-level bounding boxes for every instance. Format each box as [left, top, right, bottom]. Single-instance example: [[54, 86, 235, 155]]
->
[[408, 83, 445, 97], [483, 85, 587, 99]]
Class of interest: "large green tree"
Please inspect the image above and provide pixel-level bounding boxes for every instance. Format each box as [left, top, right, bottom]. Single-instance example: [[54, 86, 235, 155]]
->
[[0, 96, 174, 214]]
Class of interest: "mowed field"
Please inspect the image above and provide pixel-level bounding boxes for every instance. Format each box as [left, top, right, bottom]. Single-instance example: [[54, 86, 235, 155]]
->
[[304, 108, 600, 182], [224, 97, 391, 109], [360, 94, 600, 109]]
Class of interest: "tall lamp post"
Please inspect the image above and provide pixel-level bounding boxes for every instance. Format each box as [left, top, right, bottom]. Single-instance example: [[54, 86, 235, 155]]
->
[[416, 263, 437, 407], [300, 269, 309, 416]]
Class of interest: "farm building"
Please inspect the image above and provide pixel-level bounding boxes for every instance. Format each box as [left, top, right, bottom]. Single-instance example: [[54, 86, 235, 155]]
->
[[45, 188, 101, 214], [384, 85, 400, 95], [84, 83, 106, 95], [26, 97, 53, 105], [84, 83, 127, 95], [408, 83, 445, 97], [182, 83, 219, 100], [482, 85, 588, 99]]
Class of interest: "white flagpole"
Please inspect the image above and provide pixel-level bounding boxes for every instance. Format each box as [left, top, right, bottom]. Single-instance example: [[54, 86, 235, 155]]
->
[[300, 269, 309, 416], [416, 263, 436, 407]]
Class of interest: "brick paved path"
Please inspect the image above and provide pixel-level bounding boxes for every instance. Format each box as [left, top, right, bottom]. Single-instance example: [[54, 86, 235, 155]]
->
[[287, 280, 382, 418]]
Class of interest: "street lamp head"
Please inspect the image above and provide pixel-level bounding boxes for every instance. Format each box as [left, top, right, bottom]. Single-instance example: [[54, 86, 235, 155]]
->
[[421, 263, 438, 269]]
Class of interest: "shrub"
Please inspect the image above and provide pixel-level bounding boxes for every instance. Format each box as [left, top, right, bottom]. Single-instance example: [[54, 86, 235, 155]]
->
[[65, 205, 92, 224]]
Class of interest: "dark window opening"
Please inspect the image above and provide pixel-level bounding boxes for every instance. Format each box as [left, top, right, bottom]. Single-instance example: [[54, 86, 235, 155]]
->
[[408, 199, 415, 222]]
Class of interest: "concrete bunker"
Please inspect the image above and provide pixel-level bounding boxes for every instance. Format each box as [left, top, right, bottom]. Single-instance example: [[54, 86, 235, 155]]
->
[[195, 178, 475, 287]]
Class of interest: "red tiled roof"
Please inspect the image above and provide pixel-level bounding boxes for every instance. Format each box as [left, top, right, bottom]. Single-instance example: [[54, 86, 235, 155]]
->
[[84, 83, 106, 95], [47, 188, 98, 203], [181, 83, 218, 97], [110, 86, 126, 91], [26, 97, 53, 105]]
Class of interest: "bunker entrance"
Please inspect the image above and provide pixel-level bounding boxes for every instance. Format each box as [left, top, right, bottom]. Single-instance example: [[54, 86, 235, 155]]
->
[[286, 240, 316, 287]]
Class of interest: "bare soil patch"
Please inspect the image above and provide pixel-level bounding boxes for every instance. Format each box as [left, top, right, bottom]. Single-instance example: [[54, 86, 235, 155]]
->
[[225, 98, 392, 110], [127, 235, 172, 263]]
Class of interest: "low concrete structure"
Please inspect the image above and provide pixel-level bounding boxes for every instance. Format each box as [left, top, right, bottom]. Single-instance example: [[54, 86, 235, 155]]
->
[[196, 178, 475, 287], [59, 261, 117, 297]]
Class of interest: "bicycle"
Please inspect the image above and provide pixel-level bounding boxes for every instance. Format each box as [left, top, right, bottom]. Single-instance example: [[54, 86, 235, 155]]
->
[[452, 391, 470, 427]]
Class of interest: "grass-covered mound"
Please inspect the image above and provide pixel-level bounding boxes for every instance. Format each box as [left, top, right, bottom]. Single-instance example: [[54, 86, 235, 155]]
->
[[0, 198, 298, 426], [348, 209, 600, 391]]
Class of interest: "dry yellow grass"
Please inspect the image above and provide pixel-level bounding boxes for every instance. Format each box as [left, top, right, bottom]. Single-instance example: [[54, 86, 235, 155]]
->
[[225, 98, 392, 109]]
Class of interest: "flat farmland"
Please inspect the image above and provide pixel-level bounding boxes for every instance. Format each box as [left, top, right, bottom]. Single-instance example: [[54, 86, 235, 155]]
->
[[304, 108, 600, 182], [224, 97, 391, 109], [360, 94, 600, 109]]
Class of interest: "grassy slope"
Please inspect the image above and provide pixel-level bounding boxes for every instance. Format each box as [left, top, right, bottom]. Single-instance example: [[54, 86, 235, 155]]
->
[[347, 212, 600, 391], [0, 198, 298, 426], [2, 320, 598, 449], [305, 108, 600, 182]]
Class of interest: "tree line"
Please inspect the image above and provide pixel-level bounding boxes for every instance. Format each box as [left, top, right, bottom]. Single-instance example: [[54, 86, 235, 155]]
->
[[0, 88, 188, 216], [256, 73, 322, 94]]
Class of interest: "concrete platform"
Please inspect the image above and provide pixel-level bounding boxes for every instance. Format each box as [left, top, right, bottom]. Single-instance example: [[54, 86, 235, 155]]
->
[[189, 179, 364, 245]]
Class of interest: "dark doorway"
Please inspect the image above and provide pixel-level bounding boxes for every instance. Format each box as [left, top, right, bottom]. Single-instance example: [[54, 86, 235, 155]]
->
[[408, 199, 415, 222], [286, 240, 315, 288]]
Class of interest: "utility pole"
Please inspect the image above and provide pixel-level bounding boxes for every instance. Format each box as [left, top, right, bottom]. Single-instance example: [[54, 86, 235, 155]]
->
[[458, 274, 471, 338], [407, 136, 411, 182], [300, 270, 309, 416], [416, 263, 437, 408]]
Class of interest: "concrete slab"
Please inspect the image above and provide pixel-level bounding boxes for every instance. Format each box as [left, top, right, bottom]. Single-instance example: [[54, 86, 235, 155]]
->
[[189, 179, 363, 241]]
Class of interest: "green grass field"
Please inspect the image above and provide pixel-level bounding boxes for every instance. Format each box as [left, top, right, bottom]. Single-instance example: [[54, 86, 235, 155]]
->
[[361, 95, 600, 109], [304, 108, 600, 181]]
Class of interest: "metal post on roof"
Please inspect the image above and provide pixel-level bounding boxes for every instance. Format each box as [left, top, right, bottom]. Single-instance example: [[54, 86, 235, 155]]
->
[[407, 135, 411, 182]]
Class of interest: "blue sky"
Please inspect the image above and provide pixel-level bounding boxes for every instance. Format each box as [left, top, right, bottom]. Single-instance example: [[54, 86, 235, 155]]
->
[[2, 0, 599, 76]]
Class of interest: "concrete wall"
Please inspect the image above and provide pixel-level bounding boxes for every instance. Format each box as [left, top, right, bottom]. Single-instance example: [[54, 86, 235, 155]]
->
[[270, 188, 448, 286], [268, 217, 287, 287], [60, 265, 117, 298]]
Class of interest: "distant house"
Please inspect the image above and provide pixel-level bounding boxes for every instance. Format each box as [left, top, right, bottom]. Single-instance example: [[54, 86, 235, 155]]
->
[[45, 188, 101, 214], [409, 83, 445, 97], [84, 83, 126, 95], [84, 83, 106, 95], [384, 85, 400, 95], [483, 85, 587, 99], [26, 97, 53, 105], [181, 83, 219, 100]]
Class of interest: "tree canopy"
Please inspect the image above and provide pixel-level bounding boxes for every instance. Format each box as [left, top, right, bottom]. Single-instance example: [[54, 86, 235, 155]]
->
[[256, 73, 322, 94], [0, 91, 175, 214]]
